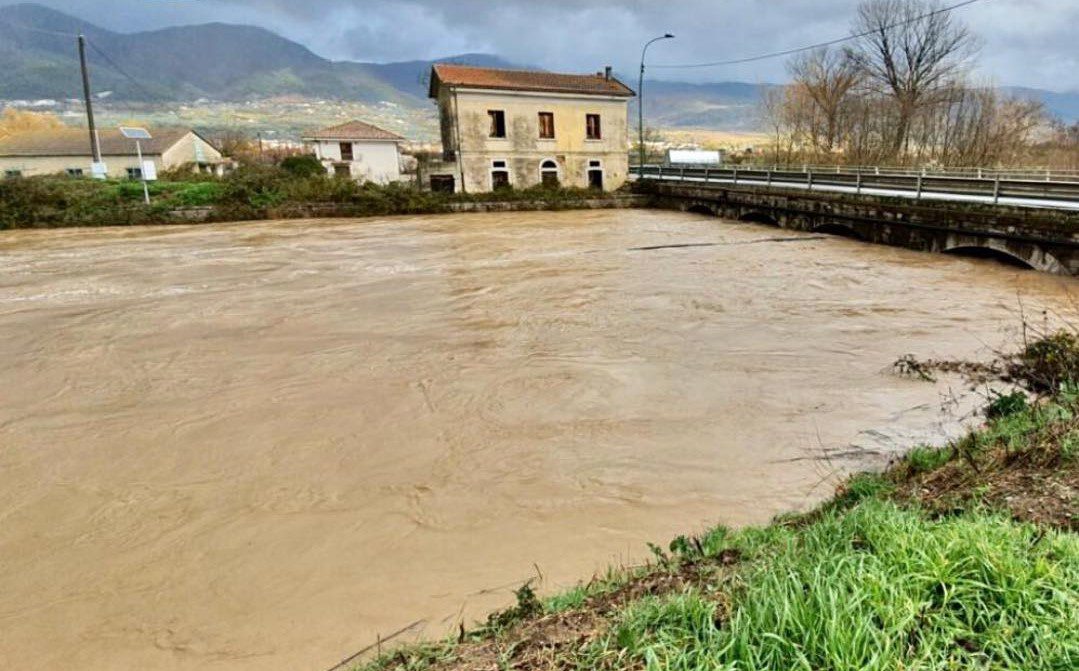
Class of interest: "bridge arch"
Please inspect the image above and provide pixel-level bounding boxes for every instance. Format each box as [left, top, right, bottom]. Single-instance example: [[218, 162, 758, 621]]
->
[[685, 204, 716, 216], [812, 223, 864, 240], [942, 240, 1063, 273], [738, 211, 779, 226]]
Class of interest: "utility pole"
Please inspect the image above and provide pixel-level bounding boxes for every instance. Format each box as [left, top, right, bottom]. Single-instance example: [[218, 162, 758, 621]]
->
[[78, 34, 105, 178], [638, 34, 674, 177]]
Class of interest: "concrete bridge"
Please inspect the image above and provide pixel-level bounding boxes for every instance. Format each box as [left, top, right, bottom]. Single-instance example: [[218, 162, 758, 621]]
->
[[638, 179, 1079, 276]]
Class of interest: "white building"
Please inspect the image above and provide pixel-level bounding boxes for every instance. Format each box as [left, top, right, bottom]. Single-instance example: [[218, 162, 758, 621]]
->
[[301, 120, 405, 183], [0, 127, 225, 178]]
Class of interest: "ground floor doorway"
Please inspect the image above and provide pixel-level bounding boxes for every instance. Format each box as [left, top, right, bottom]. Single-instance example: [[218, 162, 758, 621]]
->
[[588, 169, 603, 190]]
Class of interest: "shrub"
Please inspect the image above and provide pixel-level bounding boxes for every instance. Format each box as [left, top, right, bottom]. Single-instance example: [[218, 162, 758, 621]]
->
[[1009, 331, 1079, 393], [0, 176, 158, 228], [219, 164, 288, 209], [986, 389, 1029, 419], [280, 154, 326, 178], [157, 164, 220, 183]]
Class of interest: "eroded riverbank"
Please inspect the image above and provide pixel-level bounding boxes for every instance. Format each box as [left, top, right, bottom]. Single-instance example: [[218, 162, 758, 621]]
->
[[1, 210, 1075, 670]]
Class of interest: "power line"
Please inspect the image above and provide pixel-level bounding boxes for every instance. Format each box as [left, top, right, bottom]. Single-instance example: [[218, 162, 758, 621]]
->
[[3, 23, 78, 39], [4, 22, 163, 100], [650, 0, 988, 69], [85, 38, 164, 101]]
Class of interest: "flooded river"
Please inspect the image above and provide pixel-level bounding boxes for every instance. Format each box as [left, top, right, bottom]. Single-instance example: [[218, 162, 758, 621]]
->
[[1, 209, 1075, 670]]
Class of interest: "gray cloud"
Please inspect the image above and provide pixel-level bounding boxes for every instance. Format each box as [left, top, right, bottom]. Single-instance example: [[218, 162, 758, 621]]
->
[[4, 0, 1077, 91]]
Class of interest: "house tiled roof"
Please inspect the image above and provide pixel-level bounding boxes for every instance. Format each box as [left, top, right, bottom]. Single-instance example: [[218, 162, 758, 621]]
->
[[302, 120, 404, 142], [429, 64, 635, 98], [0, 127, 200, 157]]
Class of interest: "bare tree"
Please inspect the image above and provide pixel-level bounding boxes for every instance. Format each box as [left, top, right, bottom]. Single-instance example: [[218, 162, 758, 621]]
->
[[787, 47, 863, 154], [760, 84, 820, 164], [760, 86, 792, 163], [757, 0, 1064, 169], [853, 0, 979, 158]]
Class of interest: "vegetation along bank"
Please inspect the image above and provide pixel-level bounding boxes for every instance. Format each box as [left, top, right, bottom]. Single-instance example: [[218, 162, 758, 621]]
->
[[350, 332, 1079, 671], [0, 158, 636, 230]]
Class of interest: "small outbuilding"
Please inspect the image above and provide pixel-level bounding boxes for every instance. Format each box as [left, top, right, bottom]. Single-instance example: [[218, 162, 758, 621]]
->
[[301, 120, 405, 184], [0, 127, 224, 178]]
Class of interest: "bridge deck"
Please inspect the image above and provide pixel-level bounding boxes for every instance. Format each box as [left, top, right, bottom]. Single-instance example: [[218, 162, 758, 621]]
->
[[635, 167, 1079, 212]]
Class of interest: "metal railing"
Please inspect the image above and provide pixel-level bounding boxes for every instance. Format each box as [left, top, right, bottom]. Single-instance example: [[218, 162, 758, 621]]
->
[[764, 164, 1079, 183], [635, 164, 1079, 208]]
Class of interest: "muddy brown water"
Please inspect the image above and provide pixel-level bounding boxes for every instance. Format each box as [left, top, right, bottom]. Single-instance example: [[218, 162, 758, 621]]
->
[[1, 210, 1075, 670]]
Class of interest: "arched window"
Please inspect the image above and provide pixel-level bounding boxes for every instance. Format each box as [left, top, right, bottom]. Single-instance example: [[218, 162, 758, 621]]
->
[[540, 159, 559, 187]]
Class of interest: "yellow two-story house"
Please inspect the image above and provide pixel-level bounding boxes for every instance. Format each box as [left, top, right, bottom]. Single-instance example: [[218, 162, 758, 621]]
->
[[428, 64, 635, 193]]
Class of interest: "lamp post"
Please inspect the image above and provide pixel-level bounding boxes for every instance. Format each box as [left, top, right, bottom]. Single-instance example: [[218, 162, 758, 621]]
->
[[638, 33, 674, 177]]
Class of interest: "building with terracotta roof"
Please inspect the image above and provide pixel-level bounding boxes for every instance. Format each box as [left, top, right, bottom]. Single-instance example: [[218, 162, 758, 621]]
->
[[301, 120, 405, 184], [0, 127, 224, 179], [427, 64, 635, 193]]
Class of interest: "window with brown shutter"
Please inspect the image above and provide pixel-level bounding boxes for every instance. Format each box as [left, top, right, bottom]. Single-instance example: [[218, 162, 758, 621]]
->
[[488, 110, 506, 138], [538, 112, 555, 139], [586, 114, 601, 140]]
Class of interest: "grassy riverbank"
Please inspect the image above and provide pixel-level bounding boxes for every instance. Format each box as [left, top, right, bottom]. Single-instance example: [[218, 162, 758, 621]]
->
[[356, 338, 1079, 671], [0, 167, 626, 230]]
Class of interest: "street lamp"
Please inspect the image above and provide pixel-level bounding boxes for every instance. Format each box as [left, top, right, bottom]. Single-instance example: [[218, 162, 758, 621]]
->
[[638, 33, 674, 176]]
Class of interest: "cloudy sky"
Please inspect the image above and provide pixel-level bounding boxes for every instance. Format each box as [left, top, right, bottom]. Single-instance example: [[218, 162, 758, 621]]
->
[[5, 0, 1078, 91]]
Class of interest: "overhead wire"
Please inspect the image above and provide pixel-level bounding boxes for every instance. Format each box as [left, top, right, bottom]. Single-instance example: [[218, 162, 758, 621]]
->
[[4, 21, 163, 100], [84, 39, 164, 101], [650, 0, 988, 69], [2, 23, 78, 39]]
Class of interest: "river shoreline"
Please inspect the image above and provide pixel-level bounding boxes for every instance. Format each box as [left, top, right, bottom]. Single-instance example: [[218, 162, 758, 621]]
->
[[165, 193, 648, 223], [353, 376, 1079, 671]]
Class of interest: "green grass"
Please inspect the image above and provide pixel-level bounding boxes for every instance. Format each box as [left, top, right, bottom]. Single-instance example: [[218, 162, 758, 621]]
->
[[98, 180, 225, 207], [1061, 430, 1079, 463], [828, 472, 896, 510], [543, 585, 592, 614], [580, 501, 1078, 671], [905, 445, 955, 474], [599, 592, 724, 671]]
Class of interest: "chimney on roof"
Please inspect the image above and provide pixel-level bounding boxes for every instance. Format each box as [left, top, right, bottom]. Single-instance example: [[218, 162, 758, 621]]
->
[[604, 66, 612, 81]]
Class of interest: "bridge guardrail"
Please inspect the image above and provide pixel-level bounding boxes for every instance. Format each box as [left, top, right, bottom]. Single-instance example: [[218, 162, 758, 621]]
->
[[757, 164, 1079, 184], [636, 165, 1079, 207]]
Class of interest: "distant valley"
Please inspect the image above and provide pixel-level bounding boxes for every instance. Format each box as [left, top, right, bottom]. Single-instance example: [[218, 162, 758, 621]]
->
[[1, 2, 1076, 141]]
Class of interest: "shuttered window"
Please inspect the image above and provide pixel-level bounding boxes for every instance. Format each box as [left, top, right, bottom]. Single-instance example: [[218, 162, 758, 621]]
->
[[586, 114, 601, 140], [538, 112, 555, 139], [488, 110, 506, 138]]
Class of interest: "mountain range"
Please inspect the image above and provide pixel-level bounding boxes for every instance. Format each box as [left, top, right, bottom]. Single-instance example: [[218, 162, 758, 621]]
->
[[1, 2, 1076, 129]]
